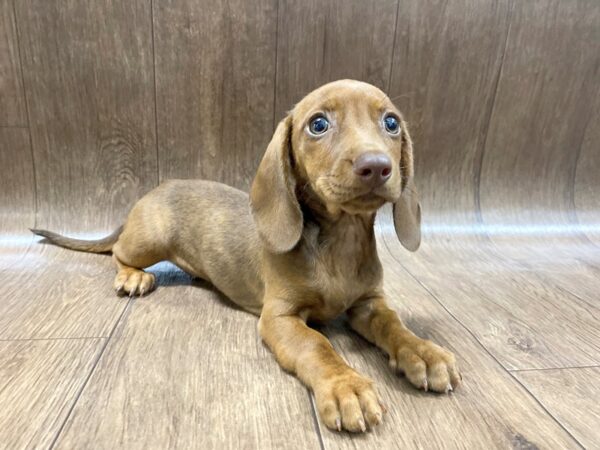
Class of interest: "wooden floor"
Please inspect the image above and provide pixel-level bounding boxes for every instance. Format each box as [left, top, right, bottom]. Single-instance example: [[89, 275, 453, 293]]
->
[[1, 209, 598, 450]]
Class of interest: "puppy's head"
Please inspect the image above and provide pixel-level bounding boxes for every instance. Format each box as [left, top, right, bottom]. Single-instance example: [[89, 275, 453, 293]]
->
[[251, 80, 421, 253]]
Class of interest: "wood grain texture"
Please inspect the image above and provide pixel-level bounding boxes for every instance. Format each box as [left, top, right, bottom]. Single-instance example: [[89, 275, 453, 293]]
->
[[574, 89, 600, 246], [515, 367, 600, 449], [14, 0, 158, 232], [479, 0, 600, 244], [390, 0, 512, 230], [275, 0, 397, 121], [154, 0, 277, 190], [378, 215, 600, 371], [0, 0, 598, 447], [0, 244, 127, 339], [0, 127, 35, 232], [0, 0, 26, 126], [317, 245, 577, 449], [53, 266, 320, 450], [0, 338, 103, 450]]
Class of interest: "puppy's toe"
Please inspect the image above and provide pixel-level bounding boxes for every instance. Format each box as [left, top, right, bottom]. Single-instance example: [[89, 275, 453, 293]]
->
[[393, 339, 461, 393], [138, 273, 155, 296], [114, 268, 155, 297], [113, 271, 129, 294], [315, 372, 384, 433], [124, 272, 142, 296], [358, 387, 383, 427]]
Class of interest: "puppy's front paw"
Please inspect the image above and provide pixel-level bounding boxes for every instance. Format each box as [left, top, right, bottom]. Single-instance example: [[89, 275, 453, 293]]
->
[[390, 338, 461, 393], [314, 371, 385, 433], [114, 268, 155, 297]]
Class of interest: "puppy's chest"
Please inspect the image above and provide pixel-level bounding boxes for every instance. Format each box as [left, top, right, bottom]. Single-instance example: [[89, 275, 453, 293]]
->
[[303, 223, 381, 320]]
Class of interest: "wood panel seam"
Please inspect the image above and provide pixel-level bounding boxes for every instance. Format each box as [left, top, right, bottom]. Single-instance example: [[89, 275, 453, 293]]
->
[[308, 389, 326, 450], [321, 1, 329, 79], [473, 0, 514, 228], [386, 0, 401, 94], [47, 299, 133, 450], [379, 237, 584, 448], [0, 336, 106, 343], [569, 89, 600, 249], [150, 0, 161, 186], [271, 0, 280, 131], [507, 372, 585, 449], [510, 364, 600, 373], [10, 0, 38, 229], [552, 281, 600, 317]]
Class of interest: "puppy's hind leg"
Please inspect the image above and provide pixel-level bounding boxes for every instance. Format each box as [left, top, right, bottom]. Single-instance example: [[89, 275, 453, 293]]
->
[[111, 222, 166, 297], [112, 255, 157, 297], [110, 189, 175, 296]]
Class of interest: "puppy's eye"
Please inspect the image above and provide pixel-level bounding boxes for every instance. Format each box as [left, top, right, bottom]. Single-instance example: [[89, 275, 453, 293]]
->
[[383, 114, 400, 135], [308, 116, 329, 135]]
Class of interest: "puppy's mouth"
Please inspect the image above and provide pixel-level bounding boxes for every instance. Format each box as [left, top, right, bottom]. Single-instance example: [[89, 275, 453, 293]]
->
[[314, 177, 396, 213], [340, 193, 387, 214], [313, 176, 397, 214]]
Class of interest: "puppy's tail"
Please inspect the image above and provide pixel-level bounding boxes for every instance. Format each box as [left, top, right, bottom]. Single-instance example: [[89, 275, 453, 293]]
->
[[30, 226, 124, 253]]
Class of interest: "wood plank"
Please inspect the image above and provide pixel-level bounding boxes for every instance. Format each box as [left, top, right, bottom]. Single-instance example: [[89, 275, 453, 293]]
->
[[378, 226, 600, 371], [389, 0, 511, 229], [53, 266, 320, 449], [0, 243, 128, 339], [317, 244, 577, 448], [0, 127, 35, 232], [0, 0, 27, 126], [479, 0, 600, 252], [503, 248, 600, 319], [14, 0, 158, 232], [153, 0, 278, 190], [0, 338, 103, 449], [376, 202, 600, 369], [515, 367, 600, 449], [275, 0, 397, 121]]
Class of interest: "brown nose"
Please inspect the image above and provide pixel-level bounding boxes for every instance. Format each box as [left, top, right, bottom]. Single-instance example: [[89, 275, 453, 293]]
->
[[353, 152, 392, 187]]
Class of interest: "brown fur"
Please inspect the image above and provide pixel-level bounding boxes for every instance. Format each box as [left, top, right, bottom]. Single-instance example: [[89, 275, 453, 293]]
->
[[32, 80, 460, 433]]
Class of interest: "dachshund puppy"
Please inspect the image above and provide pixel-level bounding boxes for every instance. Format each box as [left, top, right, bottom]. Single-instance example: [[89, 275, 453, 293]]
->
[[32, 80, 460, 433]]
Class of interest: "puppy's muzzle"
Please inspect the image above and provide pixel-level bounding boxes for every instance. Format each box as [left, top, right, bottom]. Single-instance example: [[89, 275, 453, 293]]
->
[[353, 152, 392, 188]]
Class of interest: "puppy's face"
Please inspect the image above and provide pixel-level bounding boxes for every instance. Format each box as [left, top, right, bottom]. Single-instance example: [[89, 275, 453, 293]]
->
[[251, 79, 420, 253], [290, 80, 407, 214]]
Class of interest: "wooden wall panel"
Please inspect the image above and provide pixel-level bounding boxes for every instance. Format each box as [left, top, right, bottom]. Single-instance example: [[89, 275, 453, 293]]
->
[[14, 0, 158, 232], [0, 0, 26, 126], [574, 90, 600, 246], [154, 0, 278, 191], [275, 0, 397, 121], [479, 0, 600, 232], [0, 127, 35, 232], [389, 0, 512, 230]]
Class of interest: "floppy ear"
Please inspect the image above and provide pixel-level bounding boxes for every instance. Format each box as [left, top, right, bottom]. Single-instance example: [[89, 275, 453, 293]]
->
[[250, 116, 303, 253], [393, 122, 421, 251]]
